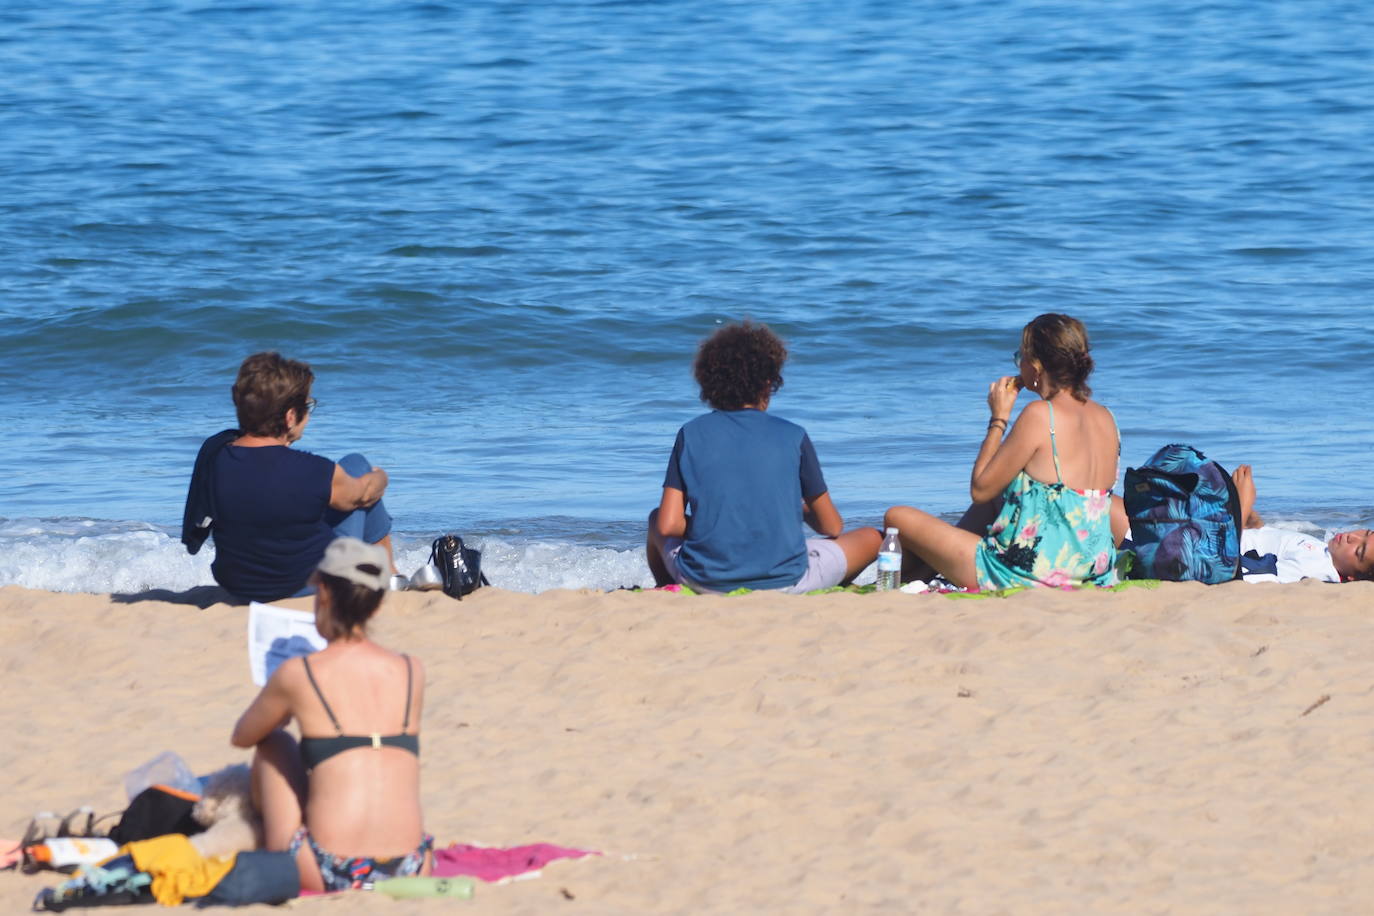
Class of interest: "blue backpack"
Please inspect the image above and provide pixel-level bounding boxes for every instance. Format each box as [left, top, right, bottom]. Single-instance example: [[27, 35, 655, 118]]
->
[[1123, 444, 1242, 584]]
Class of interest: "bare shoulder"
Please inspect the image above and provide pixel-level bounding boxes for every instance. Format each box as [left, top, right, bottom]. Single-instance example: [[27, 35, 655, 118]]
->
[[389, 648, 425, 685], [1017, 398, 1051, 426], [269, 654, 307, 691], [263, 654, 314, 710], [1085, 399, 1118, 430]]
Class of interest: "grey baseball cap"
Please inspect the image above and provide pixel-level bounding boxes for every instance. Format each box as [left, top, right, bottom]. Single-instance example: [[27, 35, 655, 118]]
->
[[316, 537, 389, 591]]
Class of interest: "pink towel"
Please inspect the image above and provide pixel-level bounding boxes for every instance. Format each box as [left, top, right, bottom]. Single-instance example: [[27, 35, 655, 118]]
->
[[433, 843, 598, 882]]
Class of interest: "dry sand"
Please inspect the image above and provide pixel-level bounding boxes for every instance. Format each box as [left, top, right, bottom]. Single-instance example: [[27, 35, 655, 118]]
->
[[2, 580, 1372, 914]]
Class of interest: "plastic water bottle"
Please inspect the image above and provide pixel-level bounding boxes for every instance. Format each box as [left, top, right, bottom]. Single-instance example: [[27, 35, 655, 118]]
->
[[876, 527, 902, 591], [123, 751, 200, 800], [372, 876, 475, 899]]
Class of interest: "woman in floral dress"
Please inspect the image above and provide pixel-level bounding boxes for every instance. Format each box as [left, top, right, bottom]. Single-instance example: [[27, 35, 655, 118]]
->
[[885, 313, 1120, 590]]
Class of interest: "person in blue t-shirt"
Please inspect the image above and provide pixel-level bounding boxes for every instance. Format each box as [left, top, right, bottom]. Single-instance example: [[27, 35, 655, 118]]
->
[[184, 352, 394, 602], [647, 322, 881, 593]]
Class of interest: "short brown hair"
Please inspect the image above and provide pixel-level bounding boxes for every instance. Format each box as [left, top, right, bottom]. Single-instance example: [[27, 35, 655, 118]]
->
[[231, 352, 313, 437], [693, 322, 787, 411], [1022, 313, 1094, 402]]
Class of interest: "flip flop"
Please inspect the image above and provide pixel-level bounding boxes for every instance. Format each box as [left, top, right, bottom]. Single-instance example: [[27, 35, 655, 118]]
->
[[56, 807, 120, 839]]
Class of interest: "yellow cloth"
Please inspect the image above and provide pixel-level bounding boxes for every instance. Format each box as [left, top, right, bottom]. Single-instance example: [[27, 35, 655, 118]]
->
[[122, 834, 237, 907]]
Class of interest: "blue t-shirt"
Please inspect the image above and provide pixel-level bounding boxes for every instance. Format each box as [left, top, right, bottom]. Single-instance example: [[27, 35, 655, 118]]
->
[[210, 444, 336, 601], [663, 409, 827, 591]]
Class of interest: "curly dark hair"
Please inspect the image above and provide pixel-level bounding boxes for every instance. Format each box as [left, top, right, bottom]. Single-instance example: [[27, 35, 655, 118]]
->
[[1022, 313, 1094, 402], [693, 321, 787, 411]]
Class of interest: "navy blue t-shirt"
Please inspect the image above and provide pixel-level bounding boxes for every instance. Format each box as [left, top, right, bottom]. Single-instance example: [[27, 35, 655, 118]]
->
[[663, 409, 827, 591], [210, 444, 335, 601]]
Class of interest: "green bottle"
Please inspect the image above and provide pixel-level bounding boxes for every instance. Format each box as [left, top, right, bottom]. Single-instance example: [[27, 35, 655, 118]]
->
[[372, 876, 476, 899]]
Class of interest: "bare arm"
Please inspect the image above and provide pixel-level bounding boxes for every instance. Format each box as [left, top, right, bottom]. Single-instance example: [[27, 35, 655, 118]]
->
[[655, 487, 688, 538], [329, 463, 388, 512], [803, 491, 843, 538], [970, 380, 1042, 503], [231, 663, 296, 748], [1111, 495, 1129, 546]]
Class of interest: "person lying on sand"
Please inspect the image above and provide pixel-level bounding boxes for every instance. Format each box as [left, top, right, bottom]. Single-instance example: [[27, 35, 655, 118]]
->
[[1231, 464, 1372, 583], [646, 321, 880, 593], [884, 313, 1119, 589], [182, 352, 394, 602], [232, 538, 431, 892]]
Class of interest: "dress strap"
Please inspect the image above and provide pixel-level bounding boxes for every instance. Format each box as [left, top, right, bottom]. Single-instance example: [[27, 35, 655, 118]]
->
[[301, 656, 344, 735], [401, 654, 413, 731], [1047, 402, 1063, 484]]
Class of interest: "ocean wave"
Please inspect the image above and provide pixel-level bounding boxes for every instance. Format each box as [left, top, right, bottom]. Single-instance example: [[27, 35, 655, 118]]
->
[[2, 0, 1373, 537], [0, 519, 655, 596]]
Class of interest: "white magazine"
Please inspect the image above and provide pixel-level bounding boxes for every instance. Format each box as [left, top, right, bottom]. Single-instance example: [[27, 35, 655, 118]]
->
[[247, 601, 326, 686]]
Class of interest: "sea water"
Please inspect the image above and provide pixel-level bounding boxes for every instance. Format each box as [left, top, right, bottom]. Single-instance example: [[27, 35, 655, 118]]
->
[[2, 0, 1371, 594]]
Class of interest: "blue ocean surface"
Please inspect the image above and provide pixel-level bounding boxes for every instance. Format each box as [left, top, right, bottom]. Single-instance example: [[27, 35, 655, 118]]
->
[[2, 0, 1371, 593]]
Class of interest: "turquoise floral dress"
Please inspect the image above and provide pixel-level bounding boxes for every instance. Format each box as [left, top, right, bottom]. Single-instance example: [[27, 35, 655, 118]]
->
[[973, 404, 1117, 590]]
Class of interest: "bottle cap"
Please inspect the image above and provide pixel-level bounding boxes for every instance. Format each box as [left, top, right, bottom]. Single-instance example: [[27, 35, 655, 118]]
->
[[884, 527, 899, 534]]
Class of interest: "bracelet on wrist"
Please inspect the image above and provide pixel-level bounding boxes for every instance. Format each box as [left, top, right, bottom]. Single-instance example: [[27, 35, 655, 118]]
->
[[987, 417, 1008, 431]]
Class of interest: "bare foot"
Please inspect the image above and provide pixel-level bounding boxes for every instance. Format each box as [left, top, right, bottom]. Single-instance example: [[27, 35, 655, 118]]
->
[[1232, 464, 1263, 529]]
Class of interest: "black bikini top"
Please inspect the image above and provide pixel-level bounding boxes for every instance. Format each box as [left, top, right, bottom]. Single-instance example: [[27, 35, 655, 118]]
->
[[298, 653, 420, 771]]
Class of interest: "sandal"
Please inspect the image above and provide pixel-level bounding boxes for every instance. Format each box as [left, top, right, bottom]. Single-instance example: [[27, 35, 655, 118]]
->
[[55, 808, 121, 840]]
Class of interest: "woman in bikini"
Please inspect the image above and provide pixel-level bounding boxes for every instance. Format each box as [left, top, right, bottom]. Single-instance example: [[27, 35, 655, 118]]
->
[[232, 537, 430, 891], [884, 313, 1121, 589]]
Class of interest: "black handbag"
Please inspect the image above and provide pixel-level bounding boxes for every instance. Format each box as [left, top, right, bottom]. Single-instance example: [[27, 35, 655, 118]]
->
[[430, 534, 489, 599]]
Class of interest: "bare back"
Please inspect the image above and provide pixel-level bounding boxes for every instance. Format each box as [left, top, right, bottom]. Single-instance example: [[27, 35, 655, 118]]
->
[[283, 643, 426, 858], [1021, 395, 1118, 492]]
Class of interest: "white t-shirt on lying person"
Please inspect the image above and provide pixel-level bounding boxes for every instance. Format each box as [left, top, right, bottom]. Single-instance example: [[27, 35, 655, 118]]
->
[[1240, 527, 1339, 584]]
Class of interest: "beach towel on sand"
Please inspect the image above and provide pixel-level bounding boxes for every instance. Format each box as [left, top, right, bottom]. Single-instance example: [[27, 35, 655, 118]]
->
[[434, 842, 598, 882], [295, 842, 600, 897]]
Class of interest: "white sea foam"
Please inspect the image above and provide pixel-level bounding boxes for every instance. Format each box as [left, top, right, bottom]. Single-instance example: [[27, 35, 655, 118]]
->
[[0, 519, 654, 596], [393, 536, 654, 594], [3, 516, 1355, 597], [0, 519, 216, 595]]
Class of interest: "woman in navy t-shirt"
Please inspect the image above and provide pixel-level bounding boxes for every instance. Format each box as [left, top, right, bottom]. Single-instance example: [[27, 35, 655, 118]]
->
[[189, 352, 394, 602]]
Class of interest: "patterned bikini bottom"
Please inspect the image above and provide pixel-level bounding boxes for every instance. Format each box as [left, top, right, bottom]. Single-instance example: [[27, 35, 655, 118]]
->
[[288, 826, 434, 891]]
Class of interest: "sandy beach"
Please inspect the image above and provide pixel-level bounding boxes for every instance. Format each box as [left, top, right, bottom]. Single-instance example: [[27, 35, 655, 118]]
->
[[2, 580, 1372, 913]]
